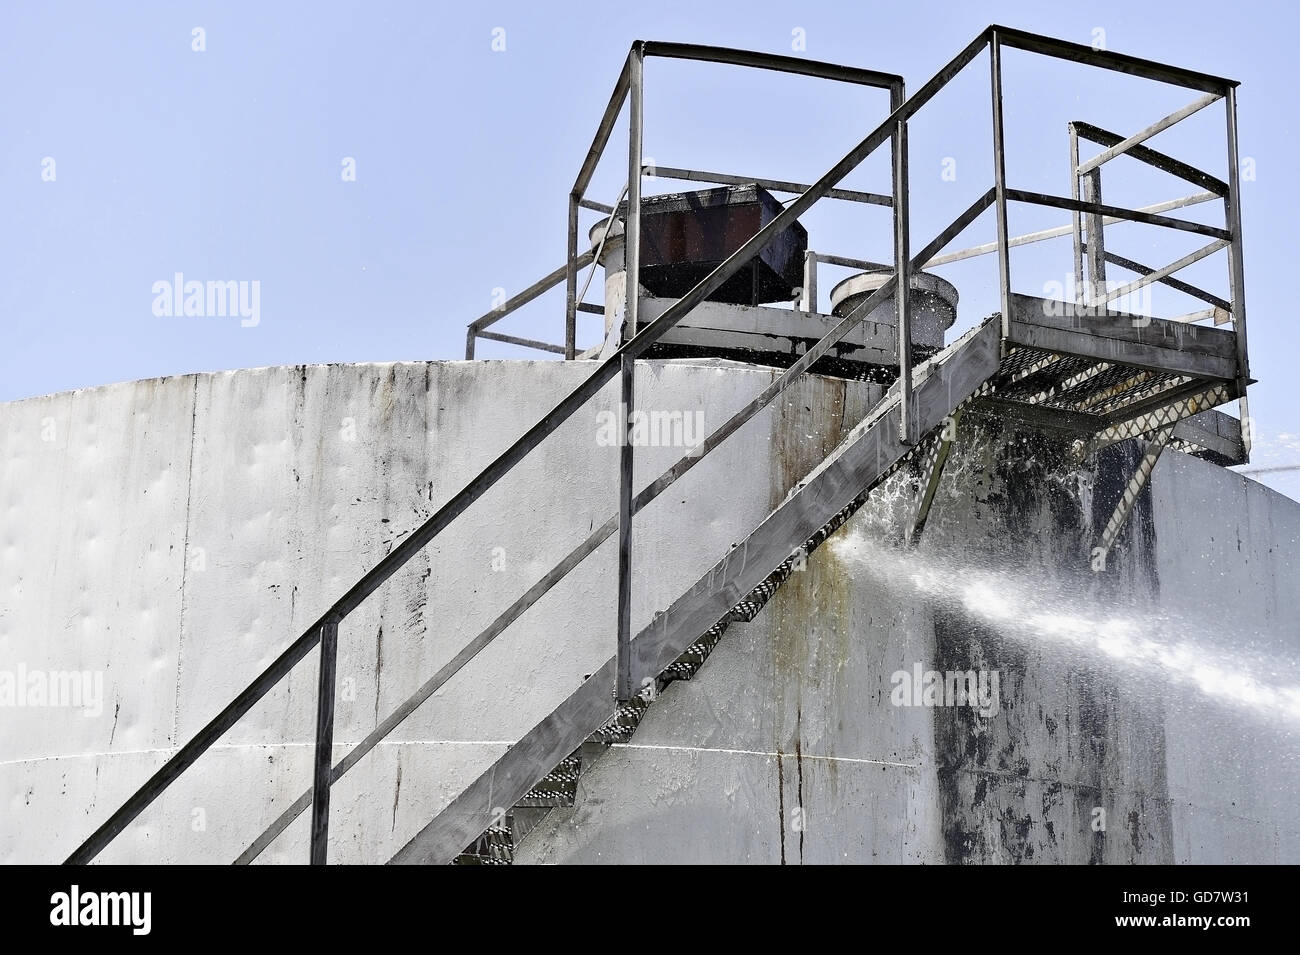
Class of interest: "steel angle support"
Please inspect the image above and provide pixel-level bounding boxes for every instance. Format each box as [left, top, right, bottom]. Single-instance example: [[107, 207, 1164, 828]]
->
[[905, 409, 963, 545], [1094, 426, 1173, 563], [1076, 381, 1235, 460]]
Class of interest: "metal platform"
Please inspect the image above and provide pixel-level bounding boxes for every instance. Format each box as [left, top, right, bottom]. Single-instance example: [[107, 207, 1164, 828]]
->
[[981, 294, 1243, 459]]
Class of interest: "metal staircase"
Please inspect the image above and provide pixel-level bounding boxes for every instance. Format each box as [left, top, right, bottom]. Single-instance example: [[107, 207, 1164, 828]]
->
[[64, 26, 1250, 865], [409, 294, 1243, 864], [419, 317, 1003, 864]]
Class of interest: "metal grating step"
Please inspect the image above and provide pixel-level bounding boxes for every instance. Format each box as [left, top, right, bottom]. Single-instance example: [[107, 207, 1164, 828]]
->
[[661, 620, 730, 683], [995, 354, 1097, 401], [453, 851, 511, 865], [516, 751, 583, 807], [989, 345, 1233, 439], [453, 822, 514, 865], [728, 570, 788, 622], [589, 693, 652, 744]]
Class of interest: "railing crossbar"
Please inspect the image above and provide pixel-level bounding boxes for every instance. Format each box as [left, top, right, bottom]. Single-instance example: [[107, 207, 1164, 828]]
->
[[926, 191, 1218, 268], [1007, 189, 1231, 241], [1071, 121, 1228, 196], [649, 165, 892, 207], [1075, 92, 1222, 176]]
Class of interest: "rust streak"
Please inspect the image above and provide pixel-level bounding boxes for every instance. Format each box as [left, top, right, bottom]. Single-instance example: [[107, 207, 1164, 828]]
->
[[777, 749, 786, 865]]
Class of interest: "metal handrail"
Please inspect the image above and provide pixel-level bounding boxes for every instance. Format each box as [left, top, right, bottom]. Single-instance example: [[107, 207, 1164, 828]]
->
[[65, 26, 1245, 866], [647, 165, 892, 206], [236, 184, 1008, 865], [1066, 100, 1240, 328], [64, 39, 907, 867], [463, 250, 595, 359]]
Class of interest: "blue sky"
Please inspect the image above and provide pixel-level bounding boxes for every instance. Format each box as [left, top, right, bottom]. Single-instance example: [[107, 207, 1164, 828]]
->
[[2, 0, 1297, 496]]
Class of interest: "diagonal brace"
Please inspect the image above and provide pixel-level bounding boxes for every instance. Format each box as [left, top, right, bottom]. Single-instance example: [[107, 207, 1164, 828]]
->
[[905, 409, 962, 545], [1094, 426, 1172, 561]]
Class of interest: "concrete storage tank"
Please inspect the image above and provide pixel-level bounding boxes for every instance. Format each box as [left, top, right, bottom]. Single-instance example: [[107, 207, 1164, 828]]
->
[[3, 28, 1297, 865]]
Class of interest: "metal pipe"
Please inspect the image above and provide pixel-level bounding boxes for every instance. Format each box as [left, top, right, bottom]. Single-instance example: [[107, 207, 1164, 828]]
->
[[1167, 307, 1224, 324], [1099, 239, 1229, 305], [1223, 86, 1251, 451], [1075, 92, 1222, 176], [573, 52, 634, 197], [1103, 249, 1231, 312], [1071, 120, 1228, 196], [990, 32, 1013, 341], [616, 45, 644, 703], [893, 115, 913, 444], [802, 251, 817, 313], [913, 189, 997, 266], [641, 40, 903, 90], [476, 330, 568, 355], [1005, 189, 1232, 241], [617, 355, 635, 703], [992, 24, 1236, 94], [1083, 169, 1106, 304], [923, 191, 1219, 268], [467, 250, 596, 333], [565, 194, 579, 359], [1070, 125, 1084, 307], [649, 165, 891, 206], [814, 253, 894, 271]]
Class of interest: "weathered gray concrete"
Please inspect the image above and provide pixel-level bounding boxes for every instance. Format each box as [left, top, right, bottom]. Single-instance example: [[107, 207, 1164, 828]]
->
[[0, 359, 876, 863], [1150, 454, 1300, 863], [2, 360, 1296, 864]]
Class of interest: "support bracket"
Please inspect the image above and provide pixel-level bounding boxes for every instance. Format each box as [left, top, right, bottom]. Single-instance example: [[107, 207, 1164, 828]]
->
[[1093, 426, 1172, 564], [905, 409, 962, 545]]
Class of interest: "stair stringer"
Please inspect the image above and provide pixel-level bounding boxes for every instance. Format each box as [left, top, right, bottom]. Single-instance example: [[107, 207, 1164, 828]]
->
[[388, 316, 1003, 865], [628, 317, 1002, 688]]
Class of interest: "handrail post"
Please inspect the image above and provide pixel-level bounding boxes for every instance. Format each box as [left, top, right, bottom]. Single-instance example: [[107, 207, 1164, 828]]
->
[[802, 251, 817, 314], [465, 327, 476, 360], [565, 193, 580, 359], [625, 44, 644, 349], [310, 616, 340, 864], [617, 354, 635, 702], [1082, 168, 1107, 306], [616, 43, 644, 703], [1223, 85, 1251, 453], [1069, 123, 1085, 308], [893, 114, 913, 444], [989, 32, 1013, 341]]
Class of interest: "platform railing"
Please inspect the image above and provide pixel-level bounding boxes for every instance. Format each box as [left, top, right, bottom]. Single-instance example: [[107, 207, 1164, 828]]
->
[[65, 27, 1245, 866]]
